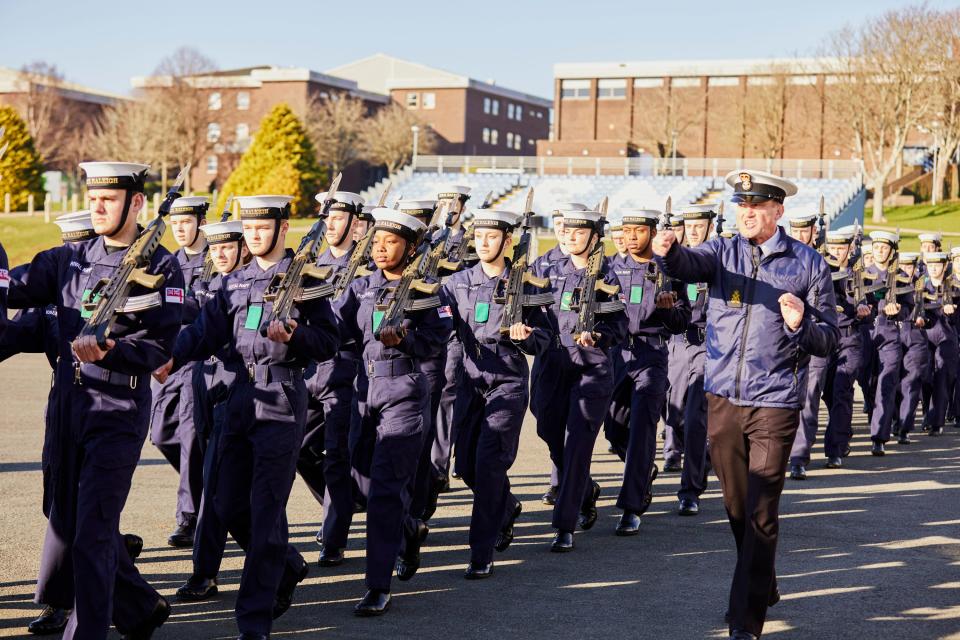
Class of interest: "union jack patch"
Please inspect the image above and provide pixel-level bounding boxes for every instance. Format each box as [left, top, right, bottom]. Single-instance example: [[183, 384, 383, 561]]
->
[[438, 305, 452, 318], [165, 287, 184, 304]]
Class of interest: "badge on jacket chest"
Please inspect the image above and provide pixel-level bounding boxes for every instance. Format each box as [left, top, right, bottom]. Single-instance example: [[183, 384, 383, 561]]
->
[[728, 289, 742, 308]]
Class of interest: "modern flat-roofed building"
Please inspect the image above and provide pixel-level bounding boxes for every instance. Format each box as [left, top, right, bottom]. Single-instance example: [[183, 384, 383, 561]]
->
[[540, 57, 891, 162], [328, 54, 552, 156]]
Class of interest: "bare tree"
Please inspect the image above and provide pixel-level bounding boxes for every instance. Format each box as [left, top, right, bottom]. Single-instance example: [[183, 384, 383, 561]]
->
[[362, 103, 437, 173], [632, 81, 703, 158], [149, 47, 218, 191], [88, 99, 168, 167], [745, 74, 789, 160], [304, 94, 367, 176], [925, 9, 960, 202], [16, 62, 78, 170], [824, 6, 939, 222]]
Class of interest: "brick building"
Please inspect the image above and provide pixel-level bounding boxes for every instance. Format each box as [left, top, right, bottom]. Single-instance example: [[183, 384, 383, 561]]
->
[[540, 57, 898, 162], [132, 66, 390, 191], [327, 54, 552, 156]]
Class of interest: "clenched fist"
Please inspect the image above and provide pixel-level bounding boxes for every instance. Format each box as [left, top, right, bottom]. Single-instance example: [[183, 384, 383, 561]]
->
[[778, 293, 805, 331], [652, 229, 676, 257]]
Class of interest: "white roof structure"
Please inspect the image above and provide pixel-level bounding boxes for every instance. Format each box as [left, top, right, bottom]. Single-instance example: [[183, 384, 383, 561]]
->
[[554, 57, 847, 80], [132, 66, 389, 104], [0, 67, 127, 105], [328, 53, 552, 108]]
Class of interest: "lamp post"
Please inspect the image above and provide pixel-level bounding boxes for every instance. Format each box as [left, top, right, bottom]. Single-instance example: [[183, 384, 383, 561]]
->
[[411, 125, 420, 169]]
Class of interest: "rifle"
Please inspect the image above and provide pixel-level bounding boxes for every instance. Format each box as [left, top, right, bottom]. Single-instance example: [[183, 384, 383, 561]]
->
[[569, 212, 625, 340], [258, 173, 343, 335], [79, 165, 189, 349], [199, 195, 234, 284], [436, 200, 471, 273], [372, 229, 442, 341], [330, 182, 394, 300], [715, 200, 725, 238], [816, 194, 827, 256], [909, 276, 926, 323], [494, 188, 553, 334]]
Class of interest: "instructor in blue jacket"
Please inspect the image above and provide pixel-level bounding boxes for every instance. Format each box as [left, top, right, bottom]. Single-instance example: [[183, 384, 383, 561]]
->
[[653, 169, 839, 640]]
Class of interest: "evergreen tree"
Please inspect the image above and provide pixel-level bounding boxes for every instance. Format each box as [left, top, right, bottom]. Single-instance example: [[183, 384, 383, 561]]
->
[[0, 106, 45, 210], [218, 104, 323, 216]]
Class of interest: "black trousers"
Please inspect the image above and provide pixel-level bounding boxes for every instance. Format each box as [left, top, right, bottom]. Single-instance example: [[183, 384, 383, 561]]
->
[[707, 393, 798, 638]]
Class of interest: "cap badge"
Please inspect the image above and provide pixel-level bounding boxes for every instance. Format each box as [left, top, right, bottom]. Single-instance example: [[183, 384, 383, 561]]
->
[[739, 172, 752, 191]]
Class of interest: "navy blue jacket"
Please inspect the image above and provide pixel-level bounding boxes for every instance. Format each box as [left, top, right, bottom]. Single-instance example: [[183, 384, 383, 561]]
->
[[661, 227, 838, 409]]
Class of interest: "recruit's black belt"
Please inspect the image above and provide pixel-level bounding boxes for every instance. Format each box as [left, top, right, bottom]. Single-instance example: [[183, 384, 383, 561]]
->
[[473, 342, 519, 360], [627, 334, 666, 349], [839, 325, 860, 337], [366, 358, 417, 378], [244, 363, 303, 383], [74, 362, 139, 389], [683, 326, 706, 345], [336, 350, 358, 361]]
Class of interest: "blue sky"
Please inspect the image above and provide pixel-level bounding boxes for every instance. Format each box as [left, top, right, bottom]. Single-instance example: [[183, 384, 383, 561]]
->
[[1, 0, 951, 99]]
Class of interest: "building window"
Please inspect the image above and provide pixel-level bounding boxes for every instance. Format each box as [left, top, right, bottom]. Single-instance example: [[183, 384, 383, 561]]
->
[[406, 92, 419, 108], [236, 123, 249, 141], [516, 106, 522, 121], [506, 132, 514, 148], [561, 79, 591, 100], [491, 99, 499, 116], [208, 92, 221, 110], [528, 138, 535, 146], [671, 78, 702, 88], [483, 97, 491, 114], [598, 78, 627, 99], [514, 135, 521, 151], [747, 76, 777, 86], [422, 92, 436, 109], [207, 122, 221, 143], [206, 155, 218, 174], [482, 127, 490, 144], [490, 129, 499, 145], [507, 103, 515, 120], [633, 78, 665, 88], [237, 91, 250, 110]]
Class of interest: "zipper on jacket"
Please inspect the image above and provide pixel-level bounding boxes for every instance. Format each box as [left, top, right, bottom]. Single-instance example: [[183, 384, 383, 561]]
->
[[734, 247, 761, 401]]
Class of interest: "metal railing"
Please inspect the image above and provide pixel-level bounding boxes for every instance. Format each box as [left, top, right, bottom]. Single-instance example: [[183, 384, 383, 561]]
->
[[412, 155, 864, 182]]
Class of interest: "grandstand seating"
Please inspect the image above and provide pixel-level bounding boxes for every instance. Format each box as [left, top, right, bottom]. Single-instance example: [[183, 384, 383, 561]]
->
[[364, 170, 863, 229]]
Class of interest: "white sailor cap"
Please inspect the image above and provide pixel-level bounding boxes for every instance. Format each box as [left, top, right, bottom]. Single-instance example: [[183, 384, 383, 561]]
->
[[316, 191, 364, 214], [826, 229, 854, 243], [473, 209, 521, 231], [787, 213, 818, 229], [669, 215, 685, 227], [923, 251, 949, 263], [54, 211, 96, 242], [952, 246, 960, 258], [609, 223, 623, 233], [870, 230, 899, 245], [918, 232, 943, 244], [725, 169, 798, 203], [619, 209, 660, 227], [437, 185, 472, 201], [561, 210, 604, 229], [235, 195, 294, 220], [372, 207, 426, 243], [552, 202, 589, 218], [682, 204, 718, 221], [200, 220, 244, 244], [169, 196, 210, 217], [862, 240, 873, 250], [79, 161, 149, 192], [898, 252, 920, 264], [358, 204, 377, 222], [396, 199, 438, 219]]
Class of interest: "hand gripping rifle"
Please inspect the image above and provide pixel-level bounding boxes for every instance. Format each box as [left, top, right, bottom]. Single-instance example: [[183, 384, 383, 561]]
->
[[569, 209, 625, 341], [199, 195, 234, 284], [444, 191, 490, 270], [372, 228, 442, 341], [495, 188, 554, 335], [648, 196, 678, 296], [258, 173, 342, 335], [332, 183, 391, 299], [419, 201, 463, 278], [79, 165, 189, 349]]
